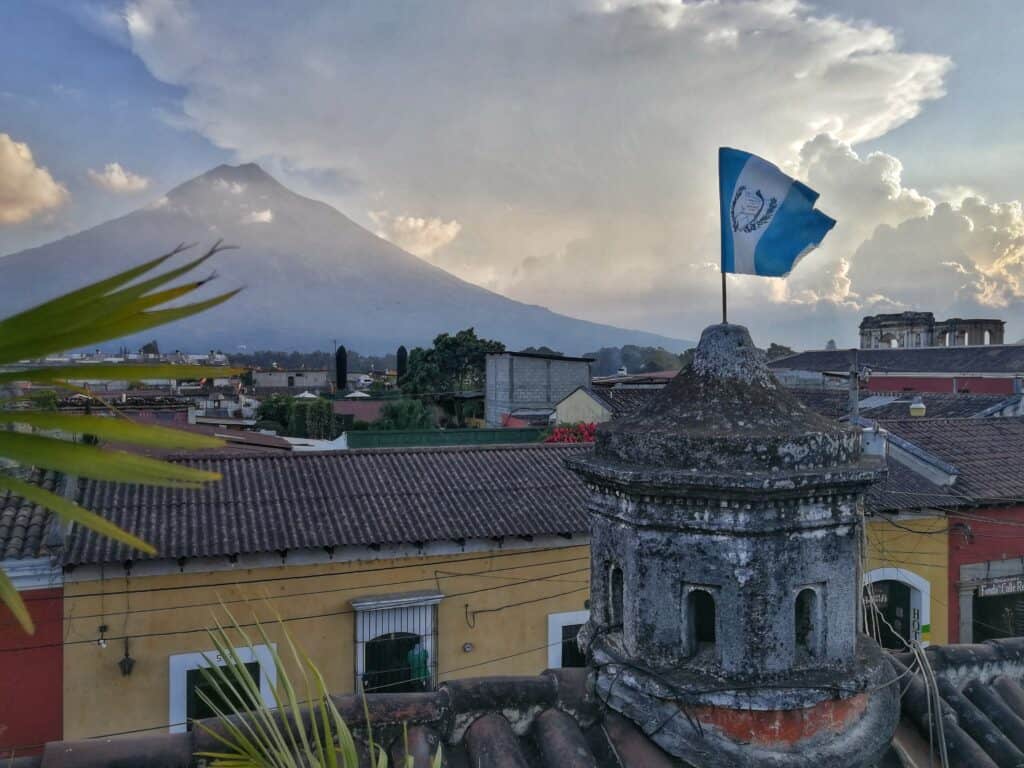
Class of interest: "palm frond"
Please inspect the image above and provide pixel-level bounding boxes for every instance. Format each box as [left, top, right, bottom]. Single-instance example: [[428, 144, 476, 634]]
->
[[0, 245, 239, 631]]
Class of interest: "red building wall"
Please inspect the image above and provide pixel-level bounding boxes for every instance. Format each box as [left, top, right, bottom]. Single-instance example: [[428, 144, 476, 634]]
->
[[0, 588, 62, 757], [947, 505, 1024, 642], [866, 376, 1016, 394]]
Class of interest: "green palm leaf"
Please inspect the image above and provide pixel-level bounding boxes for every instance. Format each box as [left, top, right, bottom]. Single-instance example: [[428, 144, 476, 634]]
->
[[0, 363, 241, 387], [0, 432, 220, 487], [5, 413, 224, 450], [0, 245, 240, 632]]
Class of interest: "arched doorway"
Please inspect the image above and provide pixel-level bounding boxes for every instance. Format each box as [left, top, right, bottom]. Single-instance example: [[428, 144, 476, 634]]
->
[[864, 568, 931, 649]]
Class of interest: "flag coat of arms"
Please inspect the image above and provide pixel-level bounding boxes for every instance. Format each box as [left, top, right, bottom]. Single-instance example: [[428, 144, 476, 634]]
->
[[719, 147, 836, 277]]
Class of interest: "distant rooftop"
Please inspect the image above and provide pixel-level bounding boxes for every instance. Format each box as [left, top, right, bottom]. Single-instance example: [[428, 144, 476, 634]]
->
[[771, 344, 1024, 374]]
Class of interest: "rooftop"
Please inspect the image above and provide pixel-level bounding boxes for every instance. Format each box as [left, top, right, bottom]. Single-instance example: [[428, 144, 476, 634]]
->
[[24, 640, 1024, 767], [0, 468, 61, 561], [770, 345, 1024, 374], [66, 444, 590, 566]]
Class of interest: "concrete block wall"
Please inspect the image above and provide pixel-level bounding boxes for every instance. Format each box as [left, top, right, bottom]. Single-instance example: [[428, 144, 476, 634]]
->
[[485, 354, 592, 426]]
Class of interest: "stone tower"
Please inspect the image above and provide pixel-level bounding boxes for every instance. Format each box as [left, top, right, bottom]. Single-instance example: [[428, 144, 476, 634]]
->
[[567, 323, 899, 767]]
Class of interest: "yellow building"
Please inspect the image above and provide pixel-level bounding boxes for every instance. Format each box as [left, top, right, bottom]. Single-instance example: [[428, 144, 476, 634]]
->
[[60, 444, 593, 739], [864, 513, 949, 647]]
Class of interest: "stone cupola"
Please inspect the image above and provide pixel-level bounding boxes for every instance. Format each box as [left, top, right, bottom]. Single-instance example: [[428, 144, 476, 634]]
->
[[567, 323, 899, 768]]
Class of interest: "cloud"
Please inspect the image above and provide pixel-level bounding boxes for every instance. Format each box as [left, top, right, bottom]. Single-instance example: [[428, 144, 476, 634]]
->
[[369, 212, 462, 259], [119, 0, 954, 344], [0, 133, 68, 225], [243, 208, 273, 223], [88, 162, 151, 193]]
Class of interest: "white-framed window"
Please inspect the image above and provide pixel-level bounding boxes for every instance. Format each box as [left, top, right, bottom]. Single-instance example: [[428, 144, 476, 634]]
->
[[169, 644, 277, 733], [352, 591, 442, 694], [548, 610, 589, 668]]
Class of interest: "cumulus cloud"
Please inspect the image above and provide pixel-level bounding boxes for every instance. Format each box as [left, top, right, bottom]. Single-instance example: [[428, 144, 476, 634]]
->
[[243, 208, 273, 223], [88, 162, 151, 193], [369, 212, 462, 259], [848, 197, 1024, 313], [118, 0, 957, 344], [0, 133, 68, 225]]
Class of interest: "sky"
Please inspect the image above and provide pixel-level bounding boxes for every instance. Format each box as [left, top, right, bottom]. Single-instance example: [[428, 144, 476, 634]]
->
[[2, 0, 1024, 349]]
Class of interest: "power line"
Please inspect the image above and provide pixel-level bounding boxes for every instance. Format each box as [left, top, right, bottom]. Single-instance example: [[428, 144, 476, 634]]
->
[[1, 554, 591, 631], [22, 544, 589, 603], [0, 565, 592, 654]]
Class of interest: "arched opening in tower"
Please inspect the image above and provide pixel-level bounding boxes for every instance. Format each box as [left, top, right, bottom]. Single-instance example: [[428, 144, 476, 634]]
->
[[609, 564, 624, 628], [795, 588, 820, 659], [688, 589, 716, 649]]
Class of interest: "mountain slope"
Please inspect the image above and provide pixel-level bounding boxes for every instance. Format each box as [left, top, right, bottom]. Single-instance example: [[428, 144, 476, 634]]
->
[[0, 164, 691, 354]]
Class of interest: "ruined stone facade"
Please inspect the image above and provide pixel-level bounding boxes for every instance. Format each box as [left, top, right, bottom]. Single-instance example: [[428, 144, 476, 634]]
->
[[567, 323, 900, 768], [860, 311, 1004, 349]]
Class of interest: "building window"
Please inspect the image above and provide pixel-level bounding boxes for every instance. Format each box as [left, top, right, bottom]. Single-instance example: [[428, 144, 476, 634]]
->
[[547, 610, 590, 668], [795, 587, 822, 659], [352, 591, 441, 693], [169, 645, 277, 733], [684, 587, 717, 656], [608, 564, 624, 627]]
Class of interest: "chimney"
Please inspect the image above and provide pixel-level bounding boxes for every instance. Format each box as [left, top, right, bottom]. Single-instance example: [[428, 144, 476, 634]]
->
[[567, 323, 897, 768], [909, 395, 926, 417]]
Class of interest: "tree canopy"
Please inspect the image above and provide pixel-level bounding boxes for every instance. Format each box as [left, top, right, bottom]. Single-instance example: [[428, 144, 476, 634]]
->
[[401, 328, 505, 395]]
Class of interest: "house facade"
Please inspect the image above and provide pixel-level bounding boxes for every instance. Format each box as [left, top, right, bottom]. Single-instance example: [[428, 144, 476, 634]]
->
[[46, 445, 593, 742]]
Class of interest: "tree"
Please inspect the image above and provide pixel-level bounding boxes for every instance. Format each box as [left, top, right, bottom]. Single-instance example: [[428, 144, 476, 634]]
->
[[583, 345, 686, 376], [765, 342, 796, 361], [257, 394, 292, 427], [825, 339, 837, 351], [403, 328, 504, 395], [0, 243, 238, 632], [335, 345, 348, 390], [396, 345, 408, 382], [376, 398, 435, 430], [287, 401, 309, 438], [306, 398, 334, 439], [520, 346, 562, 356]]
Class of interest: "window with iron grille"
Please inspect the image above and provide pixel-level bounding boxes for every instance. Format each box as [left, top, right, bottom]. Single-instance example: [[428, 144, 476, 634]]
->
[[352, 591, 442, 693]]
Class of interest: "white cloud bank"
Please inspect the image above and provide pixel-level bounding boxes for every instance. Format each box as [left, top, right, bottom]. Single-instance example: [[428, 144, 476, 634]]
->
[[88, 161, 151, 193], [115, 0, 1024, 345], [369, 212, 462, 259], [243, 208, 273, 224], [0, 133, 68, 225]]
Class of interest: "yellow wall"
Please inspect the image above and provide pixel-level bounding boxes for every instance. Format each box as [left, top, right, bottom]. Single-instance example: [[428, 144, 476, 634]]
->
[[865, 515, 948, 645], [62, 545, 591, 739], [555, 390, 610, 425]]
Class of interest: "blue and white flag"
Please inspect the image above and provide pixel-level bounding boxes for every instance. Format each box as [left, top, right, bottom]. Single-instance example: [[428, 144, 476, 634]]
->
[[719, 147, 835, 277]]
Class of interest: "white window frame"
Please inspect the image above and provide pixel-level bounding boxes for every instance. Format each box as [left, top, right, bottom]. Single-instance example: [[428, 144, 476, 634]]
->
[[547, 610, 590, 668], [169, 644, 277, 733], [864, 567, 931, 646], [352, 591, 442, 687]]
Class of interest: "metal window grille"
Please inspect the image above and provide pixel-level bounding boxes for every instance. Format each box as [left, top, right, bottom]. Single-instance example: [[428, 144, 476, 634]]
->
[[353, 591, 441, 694]]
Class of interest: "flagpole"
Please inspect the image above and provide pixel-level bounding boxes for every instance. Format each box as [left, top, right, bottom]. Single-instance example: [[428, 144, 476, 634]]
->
[[721, 269, 727, 324]]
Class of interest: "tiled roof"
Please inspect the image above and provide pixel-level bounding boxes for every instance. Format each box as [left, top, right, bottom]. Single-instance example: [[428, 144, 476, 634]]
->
[[865, 458, 960, 514], [880, 417, 1024, 503], [769, 345, 1024, 374], [893, 638, 1024, 767], [863, 392, 1016, 420], [791, 389, 853, 420], [791, 390, 1016, 421], [28, 654, 1003, 767], [590, 388, 659, 418], [0, 468, 60, 560], [66, 444, 591, 565]]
